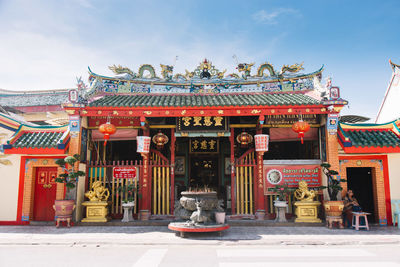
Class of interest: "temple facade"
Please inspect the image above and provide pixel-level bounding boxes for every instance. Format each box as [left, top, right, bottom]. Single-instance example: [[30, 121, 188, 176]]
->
[[0, 59, 396, 226]]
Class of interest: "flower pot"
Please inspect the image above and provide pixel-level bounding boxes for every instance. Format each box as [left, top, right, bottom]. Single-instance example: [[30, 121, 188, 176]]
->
[[323, 200, 344, 217], [53, 200, 75, 227], [215, 211, 226, 224], [53, 200, 75, 217]]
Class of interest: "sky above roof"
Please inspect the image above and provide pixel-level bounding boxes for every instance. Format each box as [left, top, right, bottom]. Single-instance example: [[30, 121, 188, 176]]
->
[[0, 0, 399, 120]]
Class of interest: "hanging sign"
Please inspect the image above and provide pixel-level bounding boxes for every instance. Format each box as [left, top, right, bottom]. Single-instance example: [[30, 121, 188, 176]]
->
[[327, 114, 339, 134], [189, 138, 219, 153], [177, 116, 227, 132], [113, 167, 138, 179], [264, 164, 321, 195], [69, 115, 80, 133], [264, 114, 318, 126]]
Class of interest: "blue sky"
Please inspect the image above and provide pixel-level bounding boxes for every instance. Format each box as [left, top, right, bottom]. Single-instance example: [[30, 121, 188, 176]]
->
[[0, 0, 399, 120]]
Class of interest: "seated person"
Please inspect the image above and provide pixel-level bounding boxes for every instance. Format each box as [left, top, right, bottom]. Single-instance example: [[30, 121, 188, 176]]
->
[[343, 189, 363, 228]]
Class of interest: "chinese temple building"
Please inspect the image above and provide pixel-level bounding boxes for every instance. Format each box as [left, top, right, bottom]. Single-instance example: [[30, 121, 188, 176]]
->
[[1, 59, 396, 226], [59, 59, 348, 221]]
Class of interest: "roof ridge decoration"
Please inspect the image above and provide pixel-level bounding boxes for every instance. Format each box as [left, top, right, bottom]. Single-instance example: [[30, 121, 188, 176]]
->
[[389, 59, 400, 71], [83, 59, 332, 101]]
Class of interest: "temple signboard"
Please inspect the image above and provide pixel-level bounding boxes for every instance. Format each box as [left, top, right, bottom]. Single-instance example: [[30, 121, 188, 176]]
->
[[263, 165, 321, 195], [177, 116, 227, 132], [264, 114, 319, 126], [189, 138, 219, 153], [113, 167, 138, 179]]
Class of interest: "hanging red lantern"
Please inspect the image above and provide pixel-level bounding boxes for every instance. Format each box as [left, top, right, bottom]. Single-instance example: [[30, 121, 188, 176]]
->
[[152, 131, 169, 150], [236, 131, 253, 147], [98, 122, 116, 146], [292, 120, 310, 144]]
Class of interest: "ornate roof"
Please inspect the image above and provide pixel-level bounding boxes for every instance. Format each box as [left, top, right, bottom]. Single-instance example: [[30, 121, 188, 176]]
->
[[339, 115, 370, 123], [12, 131, 65, 149], [0, 112, 69, 154], [338, 119, 400, 153], [84, 59, 328, 99], [0, 88, 70, 107], [88, 92, 321, 108]]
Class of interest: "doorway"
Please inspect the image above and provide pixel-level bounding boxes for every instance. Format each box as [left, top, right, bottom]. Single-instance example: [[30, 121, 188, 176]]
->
[[346, 167, 376, 222], [189, 155, 219, 191], [33, 167, 58, 221]]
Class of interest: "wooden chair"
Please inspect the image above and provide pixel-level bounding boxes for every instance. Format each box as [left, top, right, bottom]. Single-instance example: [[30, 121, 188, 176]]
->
[[392, 200, 400, 229]]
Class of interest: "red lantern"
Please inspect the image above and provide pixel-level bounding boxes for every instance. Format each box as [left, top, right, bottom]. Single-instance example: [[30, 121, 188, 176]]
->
[[152, 131, 169, 150], [292, 120, 310, 144], [236, 131, 253, 147], [98, 122, 116, 146]]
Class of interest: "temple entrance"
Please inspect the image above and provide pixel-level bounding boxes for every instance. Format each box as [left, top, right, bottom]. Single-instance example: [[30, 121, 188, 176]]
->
[[346, 167, 376, 223], [189, 156, 219, 190]]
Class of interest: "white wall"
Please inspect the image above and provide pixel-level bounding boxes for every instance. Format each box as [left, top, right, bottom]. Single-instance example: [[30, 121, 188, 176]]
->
[[0, 127, 21, 221], [388, 153, 400, 200], [376, 70, 400, 123]]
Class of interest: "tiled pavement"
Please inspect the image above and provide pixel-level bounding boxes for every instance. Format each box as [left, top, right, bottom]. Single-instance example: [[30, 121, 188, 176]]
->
[[0, 224, 399, 246]]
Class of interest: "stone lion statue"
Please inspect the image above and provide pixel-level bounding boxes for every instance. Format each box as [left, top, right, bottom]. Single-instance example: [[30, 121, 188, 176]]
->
[[294, 180, 316, 202], [85, 181, 110, 202]]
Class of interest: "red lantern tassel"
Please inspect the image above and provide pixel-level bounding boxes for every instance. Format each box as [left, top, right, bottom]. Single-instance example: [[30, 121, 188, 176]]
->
[[103, 134, 110, 146], [299, 132, 304, 144]]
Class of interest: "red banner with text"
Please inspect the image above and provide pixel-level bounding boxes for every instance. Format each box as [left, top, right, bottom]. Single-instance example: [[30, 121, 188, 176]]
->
[[113, 167, 138, 179], [264, 165, 321, 195]]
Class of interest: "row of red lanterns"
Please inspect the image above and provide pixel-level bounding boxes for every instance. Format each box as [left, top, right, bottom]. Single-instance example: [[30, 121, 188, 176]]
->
[[98, 119, 310, 149]]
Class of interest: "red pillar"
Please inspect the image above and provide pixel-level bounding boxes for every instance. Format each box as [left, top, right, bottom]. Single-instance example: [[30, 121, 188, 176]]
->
[[230, 127, 236, 214], [139, 129, 151, 220], [255, 129, 265, 220], [170, 128, 175, 215]]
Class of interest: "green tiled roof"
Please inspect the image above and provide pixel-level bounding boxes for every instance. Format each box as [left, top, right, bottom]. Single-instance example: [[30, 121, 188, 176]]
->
[[13, 132, 64, 148], [88, 93, 321, 107], [345, 130, 400, 147]]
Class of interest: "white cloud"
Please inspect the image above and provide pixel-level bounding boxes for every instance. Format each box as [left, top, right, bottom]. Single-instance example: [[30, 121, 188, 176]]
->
[[252, 8, 299, 24]]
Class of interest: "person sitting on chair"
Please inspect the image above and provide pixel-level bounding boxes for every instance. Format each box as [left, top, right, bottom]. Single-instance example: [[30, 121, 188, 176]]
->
[[343, 189, 363, 228]]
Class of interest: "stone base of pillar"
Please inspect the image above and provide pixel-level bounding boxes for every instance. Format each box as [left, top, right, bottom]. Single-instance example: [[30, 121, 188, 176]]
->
[[139, 210, 151, 221], [255, 210, 265, 220]]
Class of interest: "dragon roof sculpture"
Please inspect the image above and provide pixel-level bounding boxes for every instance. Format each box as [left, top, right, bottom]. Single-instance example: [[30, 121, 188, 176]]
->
[[84, 59, 328, 99]]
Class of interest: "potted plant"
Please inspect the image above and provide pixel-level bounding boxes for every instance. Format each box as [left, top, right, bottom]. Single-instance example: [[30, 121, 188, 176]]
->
[[320, 162, 346, 217], [53, 154, 85, 227], [268, 183, 293, 222], [118, 182, 139, 222]]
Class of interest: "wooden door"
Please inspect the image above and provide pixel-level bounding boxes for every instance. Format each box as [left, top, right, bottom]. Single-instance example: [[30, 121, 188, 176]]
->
[[33, 167, 58, 221]]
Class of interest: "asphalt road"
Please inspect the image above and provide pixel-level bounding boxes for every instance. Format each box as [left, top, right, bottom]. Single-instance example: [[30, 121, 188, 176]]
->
[[1, 244, 400, 267]]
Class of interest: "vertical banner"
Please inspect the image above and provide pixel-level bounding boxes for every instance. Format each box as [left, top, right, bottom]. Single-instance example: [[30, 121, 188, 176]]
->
[[327, 114, 339, 135]]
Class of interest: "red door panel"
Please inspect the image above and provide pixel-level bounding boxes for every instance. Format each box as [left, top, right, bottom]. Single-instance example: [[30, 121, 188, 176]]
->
[[33, 167, 58, 221]]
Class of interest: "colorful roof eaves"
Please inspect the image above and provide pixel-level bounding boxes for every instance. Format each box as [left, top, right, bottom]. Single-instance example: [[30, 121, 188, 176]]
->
[[0, 113, 70, 154], [87, 65, 324, 85], [338, 119, 400, 153], [84, 62, 327, 100]]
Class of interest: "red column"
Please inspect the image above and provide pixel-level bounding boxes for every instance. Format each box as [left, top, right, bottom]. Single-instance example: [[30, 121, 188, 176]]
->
[[255, 129, 265, 220], [230, 127, 235, 214], [170, 128, 175, 214], [139, 129, 151, 220]]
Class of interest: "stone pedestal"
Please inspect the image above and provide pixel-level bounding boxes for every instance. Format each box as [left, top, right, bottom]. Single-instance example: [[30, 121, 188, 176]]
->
[[274, 200, 288, 222], [294, 201, 322, 223], [121, 202, 135, 222], [81, 201, 110, 222]]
